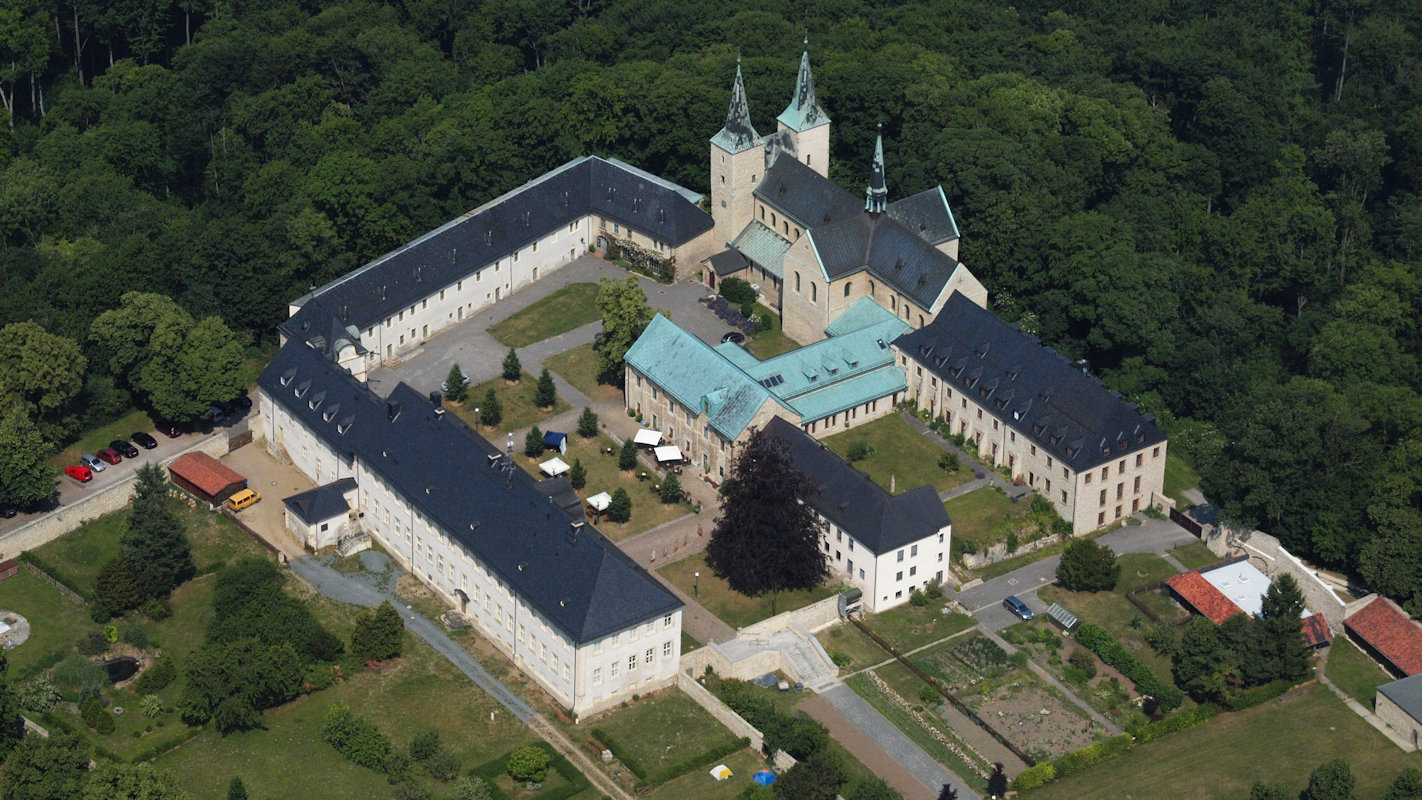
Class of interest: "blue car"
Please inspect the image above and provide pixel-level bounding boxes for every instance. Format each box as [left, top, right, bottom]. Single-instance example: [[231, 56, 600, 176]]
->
[[1003, 595, 1033, 621]]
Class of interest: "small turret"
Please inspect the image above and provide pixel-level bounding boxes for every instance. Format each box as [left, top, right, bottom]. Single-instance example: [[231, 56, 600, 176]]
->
[[865, 125, 887, 214]]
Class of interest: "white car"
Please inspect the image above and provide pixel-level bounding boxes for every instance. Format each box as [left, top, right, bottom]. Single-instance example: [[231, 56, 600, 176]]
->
[[441, 372, 470, 393], [80, 453, 107, 472]]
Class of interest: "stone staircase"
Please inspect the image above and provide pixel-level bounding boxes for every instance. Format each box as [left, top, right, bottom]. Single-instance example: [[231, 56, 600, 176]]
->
[[711, 623, 840, 693]]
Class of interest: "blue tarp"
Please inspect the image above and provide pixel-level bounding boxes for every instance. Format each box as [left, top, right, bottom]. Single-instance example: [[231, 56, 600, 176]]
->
[[542, 431, 568, 454], [753, 771, 777, 786]]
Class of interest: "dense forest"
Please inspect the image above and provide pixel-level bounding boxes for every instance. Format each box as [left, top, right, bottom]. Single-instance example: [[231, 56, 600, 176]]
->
[[1, 0, 1420, 603]]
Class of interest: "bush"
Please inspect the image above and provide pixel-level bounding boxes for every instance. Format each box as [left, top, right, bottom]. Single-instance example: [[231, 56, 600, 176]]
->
[[846, 439, 872, 462], [82, 697, 115, 734], [133, 654, 177, 695], [141, 596, 172, 621], [938, 452, 960, 472], [1130, 704, 1218, 743], [1068, 648, 1097, 679], [453, 776, 494, 800], [1056, 539, 1121, 592], [89, 601, 112, 623], [323, 703, 397, 774], [507, 744, 552, 783], [719, 277, 757, 306], [141, 694, 164, 719], [78, 629, 109, 656], [924, 579, 944, 600], [1228, 679, 1295, 711], [410, 729, 441, 761], [1013, 762, 1058, 791], [122, 626, 150, 648], [425, 749, 458, 781], [351, 600, 404, 662], [1075, 623, 1184, 712], [17, 677, 61, 713], [909, 588, 928, 607], [1053, 734, 1133, 776]]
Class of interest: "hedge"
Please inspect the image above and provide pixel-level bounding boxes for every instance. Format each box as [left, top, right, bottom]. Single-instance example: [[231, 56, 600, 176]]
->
[[1053, 734, 1133, 777], [1074, 623, 1184, 711], [469, 741, 590, 800], [1129, 704, 1218, 743], [591, 727, 646, 779], [594, 728, 749, 787], [1013, 761, 1058, 791], [1227, 679, 1295, 712]]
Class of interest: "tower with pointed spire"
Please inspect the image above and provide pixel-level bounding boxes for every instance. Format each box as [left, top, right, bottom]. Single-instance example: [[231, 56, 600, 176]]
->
[[865, 125, 887, 215], [710, 61, 765, 247], [776, 49, 831, 178]]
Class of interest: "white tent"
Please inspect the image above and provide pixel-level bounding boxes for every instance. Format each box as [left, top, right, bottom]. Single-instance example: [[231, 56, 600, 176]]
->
[[539, 457, 570, 477], [634, 429, 663, 446], [709, 764, 733, 781], [654, 445, 684, 463], [587, 491, 612, 511]]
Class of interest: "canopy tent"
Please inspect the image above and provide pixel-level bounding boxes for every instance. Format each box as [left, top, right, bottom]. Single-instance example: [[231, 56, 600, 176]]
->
[[634, 429, 663, 446], [539, 457, 570, 477], [709, 765, 733, 782], [542, 430, 568, 454], [753, 771, 777, 787], [654, 445, 684, 463], [587, 491, 613, 511]]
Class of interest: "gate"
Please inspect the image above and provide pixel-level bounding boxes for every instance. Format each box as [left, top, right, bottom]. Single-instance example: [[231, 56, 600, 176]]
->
[[1169, 507, 1202, 537]]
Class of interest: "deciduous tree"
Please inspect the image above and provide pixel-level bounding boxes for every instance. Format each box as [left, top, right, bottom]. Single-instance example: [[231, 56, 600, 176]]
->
[[0, 402, 54, 508], [593, 276, 651, 385], [706, 426, 828, 614], [1304, 757, 1356, 800], [82, 762, 192, 800], [1055, 539, 1120, 592], [0, 321, 86, 440], [0, 731, 90, 800]]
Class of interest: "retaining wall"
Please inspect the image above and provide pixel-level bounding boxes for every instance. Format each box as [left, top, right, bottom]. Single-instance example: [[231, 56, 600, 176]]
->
[[1206, 524, 1353, 630], [740, 593, 842, 638], [676, 670, 765, 752]]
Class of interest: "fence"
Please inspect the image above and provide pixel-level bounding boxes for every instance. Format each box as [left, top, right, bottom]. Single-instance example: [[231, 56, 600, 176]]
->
[[1168, 507, 1202, 537]]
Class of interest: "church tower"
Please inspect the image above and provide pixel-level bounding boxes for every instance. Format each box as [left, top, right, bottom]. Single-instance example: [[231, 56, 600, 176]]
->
[[776, 50, 830, 178], [865, 126, 887, 214], [710, 62, 762, 246]]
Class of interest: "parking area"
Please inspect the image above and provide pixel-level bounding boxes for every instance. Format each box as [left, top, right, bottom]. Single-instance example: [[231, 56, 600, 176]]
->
[[219, 442, 316, 559]]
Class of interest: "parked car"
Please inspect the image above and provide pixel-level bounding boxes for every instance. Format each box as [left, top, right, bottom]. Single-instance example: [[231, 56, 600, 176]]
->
[[441, 372, 470, 393], [80, 453, 107, 472], [721, 331, 746, 345], [65, 465, 93, 483], [158, 420, 182, 438], [231, 394, 252, 411], [209, 404, 226, 421], [131, 432, 158, 450], [1003, 595, 1034, 621], [0, 504, 15, 518], [110, 440, 140, 459], [226, 489, 261, 511], [217, 401, 237, 417], [96, 449, 123, 465]]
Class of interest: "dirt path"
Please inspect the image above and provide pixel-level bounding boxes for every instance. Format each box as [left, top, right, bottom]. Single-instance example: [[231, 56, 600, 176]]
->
[[530, 717, 633, 800], [800, 693, 962, 800]]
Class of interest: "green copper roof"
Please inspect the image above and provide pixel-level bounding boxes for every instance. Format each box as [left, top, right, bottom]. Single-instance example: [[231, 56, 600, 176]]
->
[[731, 220, 791, 279], [777, 51, 829, 132], [712, 64, 761, 154], [825, 297, 912, 338]]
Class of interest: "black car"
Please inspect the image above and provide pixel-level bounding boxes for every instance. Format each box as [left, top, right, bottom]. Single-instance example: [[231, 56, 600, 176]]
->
[[0, 505, 16, 519], [109, 439, 140, 459], [131, 432, 158, 450], [231, 394, 253, 411], [721, 331, 746, 345]]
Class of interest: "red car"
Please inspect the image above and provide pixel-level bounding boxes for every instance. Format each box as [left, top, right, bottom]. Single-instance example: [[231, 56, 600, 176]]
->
[[65, 465, 93, 483], [96, 449, 123, 465]]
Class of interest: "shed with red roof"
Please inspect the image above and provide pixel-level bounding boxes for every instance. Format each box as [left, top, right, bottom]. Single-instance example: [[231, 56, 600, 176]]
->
[[1345, 598, 1422, 678], [168, 452, 247, 505]]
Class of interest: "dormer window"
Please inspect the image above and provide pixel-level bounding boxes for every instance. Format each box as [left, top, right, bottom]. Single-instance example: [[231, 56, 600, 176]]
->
[[279, 368, 296, 387], [336, 416, 354, 435], [308, 391, 325, 411], [322, 403, 341, 422], [294, 380, 310, 399]]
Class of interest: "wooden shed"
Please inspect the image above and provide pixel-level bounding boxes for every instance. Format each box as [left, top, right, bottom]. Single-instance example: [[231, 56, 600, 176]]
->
[[168, 452, 247, 505]]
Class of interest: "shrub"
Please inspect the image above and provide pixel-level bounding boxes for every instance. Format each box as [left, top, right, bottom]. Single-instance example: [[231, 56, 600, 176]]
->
[[1054, 734, 1133, 776], [82, 697, 115, 734], [141, 694, 164, 718], [323, 704, 397, 774], [351, 600, 404, 662], [938, 452, 960, 472], [103, 624, 119, 643], [1130, 704, 1218, 743], [909, 588, 928, 607], [78, 629, 109, 656], [89, 601, 112, 623], [1075, 623, 1184, 712], [425, 749, 458, 781], [1228, 679, 1295, 711], [410, 729, 441, 761], [507, 744, 552, 783], [1056, 539, 1121, 592], [141, 596, 172, 621], [133, 654, 177, 695], [719, 277, 757, 306], [846, 440, 872, 462], [1068, 648, 1097, 679], [122, 626, 150, 648], [453, 777, 494, 800], [1013, 762, 1057, 791], [924, 579, 944, 600], [17, 677, 61, 713]]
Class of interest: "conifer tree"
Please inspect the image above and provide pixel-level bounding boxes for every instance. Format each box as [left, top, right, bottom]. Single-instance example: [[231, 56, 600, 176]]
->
[[577, 407, 599, 438], [480, 388, 502, 427], [534, 368, 556, 409], [568, 459, 586, 490], [443, 363, 468, 403], [618, 438, 639, 471], [524, 426, 544, 458], [502, 347, 521, 382], [607, 488, 632, 523], [121, 464, 193, 600]]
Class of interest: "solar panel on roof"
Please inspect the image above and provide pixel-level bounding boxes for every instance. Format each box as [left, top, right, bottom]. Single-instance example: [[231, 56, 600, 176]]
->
[[760, 375, 784, 388]]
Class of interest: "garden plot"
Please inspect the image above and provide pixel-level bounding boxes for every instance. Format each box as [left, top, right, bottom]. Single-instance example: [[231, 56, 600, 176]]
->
[[915, 632, 1017, 691], [959, 674, 1103, 762]]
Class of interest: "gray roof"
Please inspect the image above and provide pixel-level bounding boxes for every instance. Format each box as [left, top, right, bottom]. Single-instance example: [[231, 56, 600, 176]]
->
[[895, 294, 1167, 472], [1380, 673, 1422, 722], [808, 212, 963, 309], [777, 51, 830, 133], [707, 249, 750, 277], [731, 220, 791, 279], [284, 156, 712, 338], [533, 476, 583, 520], [711, 64, 760, 155], [283, 478, 357, 525], [764, 417, 949, 555], [886, 187, 960, 246], [258, 342, 681, 644], [755, 156, 862, 231]]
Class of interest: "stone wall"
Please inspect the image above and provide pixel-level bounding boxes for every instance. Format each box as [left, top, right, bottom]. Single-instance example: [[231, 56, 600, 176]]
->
[[1206, 523, 1353, 630], [740, 594, 843, 638], [1375, 691, 1422, 751], [0, 434, 231, 561], [676, 669, 764, 752]]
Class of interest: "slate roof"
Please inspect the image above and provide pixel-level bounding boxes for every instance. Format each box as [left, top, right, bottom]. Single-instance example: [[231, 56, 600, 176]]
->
[[258, 342, 680, 644], [730, 220, 791, 279], [897, 294, 1167, 472], [533, 476, 583, 521], [625, 315, 790, 440], [1167, 570, 1243, 624], [1379, 673, 1422, 721], [1346, 598, 1422, 676], [283, 478, 357, 525], [808, 212, 964, 309], [284, 156, 712, 337], [168, 452, 246, 497], [886, 186, 960, 246], [707, 249, 749, 277], [778, 51, 830, 133], [712, 64, 760, 154], [755, 156, 862, 231], [764, 417, 949, 555]]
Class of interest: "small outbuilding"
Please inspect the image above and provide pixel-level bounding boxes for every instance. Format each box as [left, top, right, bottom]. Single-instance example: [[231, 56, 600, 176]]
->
[[168, 452, 247, 506], [283, 478, 358, 550], [1345, 597, 1422, 678], [1376, 673, 1422, 750]]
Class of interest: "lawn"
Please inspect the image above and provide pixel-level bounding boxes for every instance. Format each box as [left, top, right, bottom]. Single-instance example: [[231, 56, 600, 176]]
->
[[488, 282, 601, 347], [860, 598, 977, 656], [822, 414, 973, 496], [1116, 553, 1180, 593], [1038, 582, 1178, 683], [545, 342, 622, 402], [744, 304, 802, 360], [516, 431, 695, 540], [944, 486, 1034, 556], [449, 370, 571, 435], [1027, 686, 1422, 800], [1168, 541, 1220, 571], [818, 622, 891, 672], [0, 568, 93, 679], [1326, 637, 1391, 708], [1163, 451, 1201, 508], [658, 553, 845, 630], [593, 690, 744, 783], [643, 748, 768, 800]]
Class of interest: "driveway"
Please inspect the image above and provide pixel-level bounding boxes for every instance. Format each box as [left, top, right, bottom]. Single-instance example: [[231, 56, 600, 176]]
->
[[954, 517, 1200, 631]]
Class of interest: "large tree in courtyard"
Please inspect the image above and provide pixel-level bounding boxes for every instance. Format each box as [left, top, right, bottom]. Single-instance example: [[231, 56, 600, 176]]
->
[[592, 276, 651, 385], [706, 426, 827, 614], [1055, 538, 1120, 592], [1259, 573, 1310, 682]]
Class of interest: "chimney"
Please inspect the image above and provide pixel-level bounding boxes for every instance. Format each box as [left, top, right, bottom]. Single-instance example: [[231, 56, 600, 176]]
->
[[386, 400, 402, 422]]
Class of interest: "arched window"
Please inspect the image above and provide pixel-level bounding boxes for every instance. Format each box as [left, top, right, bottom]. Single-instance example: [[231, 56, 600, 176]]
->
[[811, 283, 817, 302], [890, 296, 897, 311], [720, 175, 725, 184], [869, 281, 876, 297], [759, 206, 765, 220], [783, 221, 789, 235], [795, 272, 801, 292], [807, 154, 812, 166], [771, 212, 777, 228], [844, 283, 851, 298]]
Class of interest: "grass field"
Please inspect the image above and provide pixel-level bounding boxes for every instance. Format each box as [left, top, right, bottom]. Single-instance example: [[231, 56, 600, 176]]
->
[[823, 414, 973, 496], [861, 600, 977, 656], [1116, 553, 1180, 593], [643, 748, 767, 800], [545, 342, 622, 402], [488, 283, 601, 347], [744, 304, 801, 360], [1163, 452, 1201, 507], [658, 553, 845, 629], [449, 370, 571, 435], [818, 622, 891, 672], [1168, 541, 1219, 571], [1028, 685, 1422, 800], [944, 486, 1034, 555], [1038, 579, 1180, 683], [0, 568, 93, 679], [1326, 637, 1391, 708], [594, 690, 743, 782]]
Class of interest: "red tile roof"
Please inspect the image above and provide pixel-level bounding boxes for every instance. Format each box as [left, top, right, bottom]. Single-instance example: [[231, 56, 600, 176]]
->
[[1302, 613, 1333, 648], [168, 452, 246, 497], [1346, 598, 1422, 676], [1167, 570, 1242, 624]]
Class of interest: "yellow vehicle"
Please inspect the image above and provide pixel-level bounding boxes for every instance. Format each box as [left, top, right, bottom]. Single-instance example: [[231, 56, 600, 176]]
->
[[226, 488, 261, 511]]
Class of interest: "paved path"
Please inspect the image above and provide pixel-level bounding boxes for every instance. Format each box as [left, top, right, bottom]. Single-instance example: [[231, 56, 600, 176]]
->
[[902, 414, 1033, 502], [804, 685, 977, 800]]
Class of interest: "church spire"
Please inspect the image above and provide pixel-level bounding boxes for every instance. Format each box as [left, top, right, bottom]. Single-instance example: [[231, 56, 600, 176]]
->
[[865, 124, 887, 214], [712, 61, 760, 154], [777, 50, 829, 132]]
